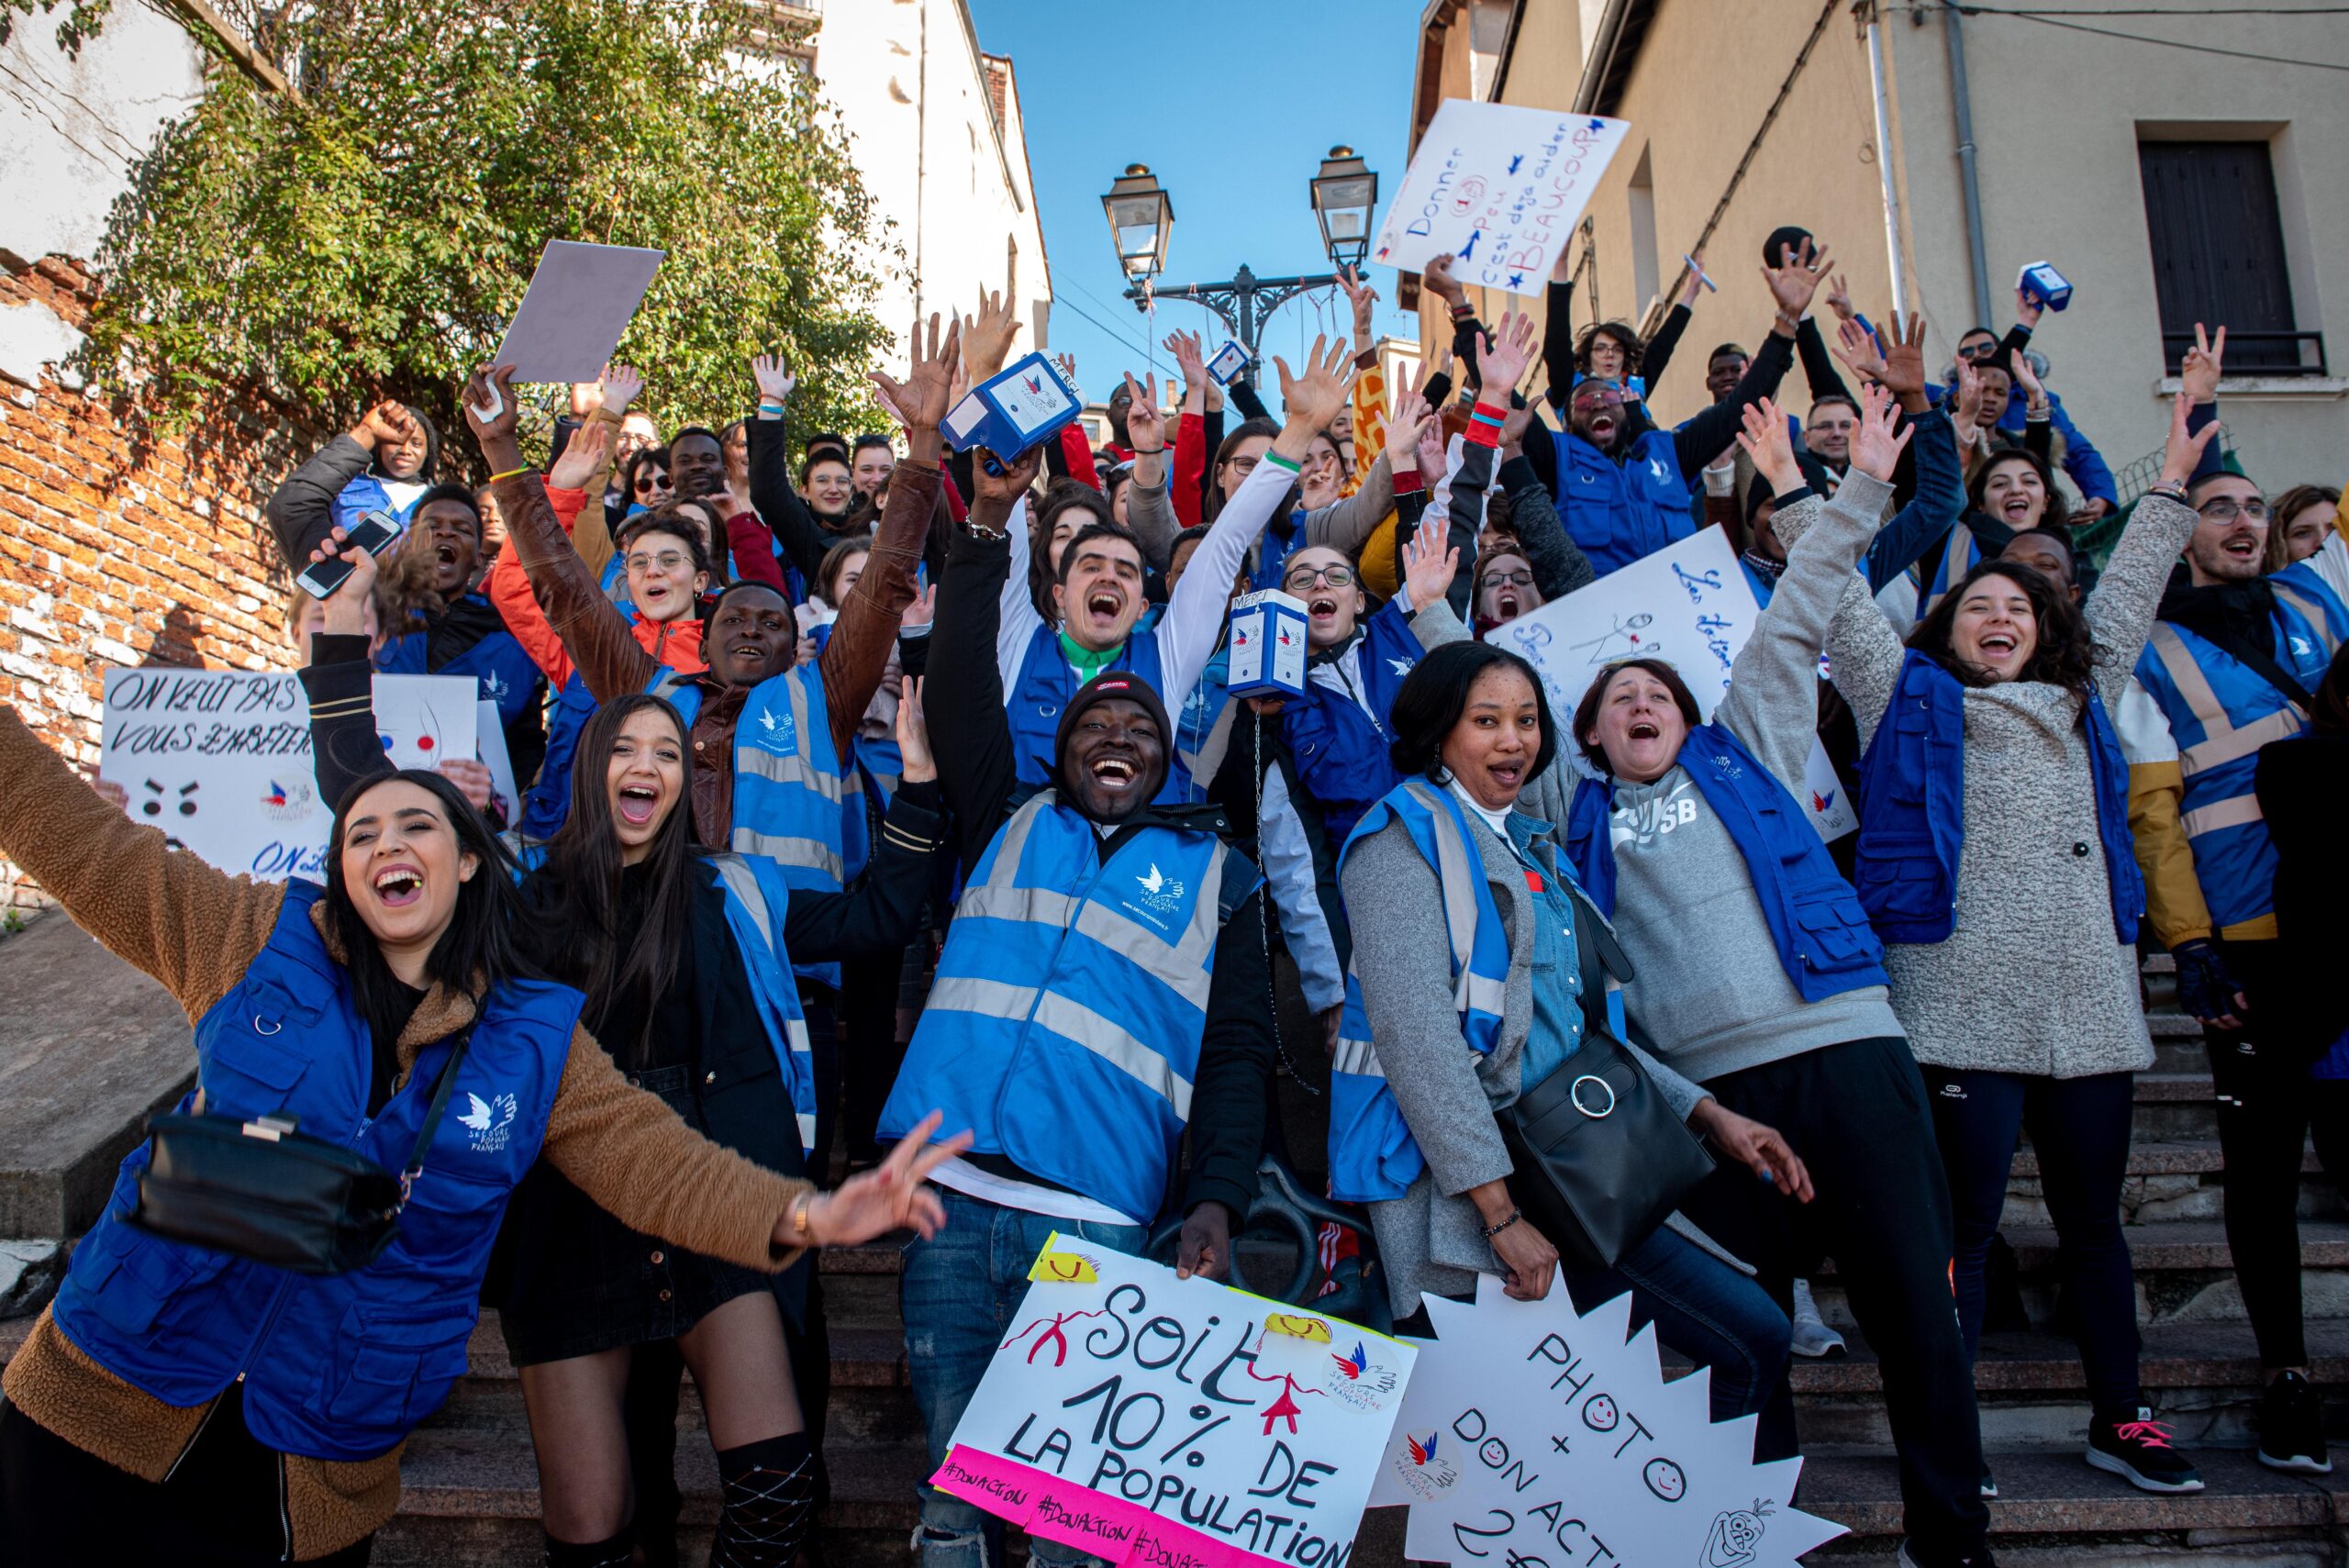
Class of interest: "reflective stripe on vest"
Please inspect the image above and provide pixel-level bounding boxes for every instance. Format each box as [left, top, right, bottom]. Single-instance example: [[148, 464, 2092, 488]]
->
[[1327, 779, 1514, 1204], [52, 884, 578, 1462], [707, 852, 820, 1152], [877, 794, 1249, 1221]]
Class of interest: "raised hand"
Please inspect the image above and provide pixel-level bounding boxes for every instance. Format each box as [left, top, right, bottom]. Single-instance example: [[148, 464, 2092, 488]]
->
[[569, 380, 602, 418], [962, 287, 1023, 382], [2011, 348, 2049, 414], [972, 442, 1042, 509], [1338, 264, 1380, 342], [1272, 333, 1353, 438], [898, 583, 937, 632], [1054, 351, 1080, 393], [872, 313, 963, 439], [1421, 251, 1466, 307], [600, 362, 645, 415], [1122, 372, 1165, 453], [1399, 512, 1458, 613], [2013, 281, 2045, 331], [2156, 388, 2221, 489], [1414, 408, 1449, 481], [751, 352, 796, 405], [1677, 250, 1709, 308], [1734, 395, 1803, 495], [895, 675, 935, 784], [2179, 322, 2226, 405], [1386, 376, 1431, 473], [1823, 272, 1854, 323], [798, 1110, 973, 1247], [1877, 312, 1929, 407], [462, 365, 523, 450], [1830, 317, 1887, 384], [1952, 358, 1985, 428], [351, 398, 417, 454], [547, 417, 611, 493], [306, 525, 381, 637], [1762, 237, 1834, 324], [1848, 381, 1914, 484], [1475, 310, 1539, 399]]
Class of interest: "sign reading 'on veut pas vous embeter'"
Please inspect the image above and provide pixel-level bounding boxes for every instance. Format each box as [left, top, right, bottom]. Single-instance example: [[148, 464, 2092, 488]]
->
[[933, 1236, 1414, 1568], [1372, 100, 1630, 294], [100, 667, 484, 883]]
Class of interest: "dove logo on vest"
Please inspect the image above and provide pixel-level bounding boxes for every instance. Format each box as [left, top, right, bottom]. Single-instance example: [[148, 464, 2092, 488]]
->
[[752, 704, 797, 755], [1130, 862, 1186, 919], [458, 1090, 518, 1153], [480, 669, 510, 702]]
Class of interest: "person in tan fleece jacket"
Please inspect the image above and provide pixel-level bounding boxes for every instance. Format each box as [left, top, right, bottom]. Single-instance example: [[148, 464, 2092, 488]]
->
[[0, 704, 966, 1563]]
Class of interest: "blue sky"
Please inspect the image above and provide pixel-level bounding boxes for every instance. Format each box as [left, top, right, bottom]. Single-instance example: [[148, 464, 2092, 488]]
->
[[967, 0, 1427, 417]]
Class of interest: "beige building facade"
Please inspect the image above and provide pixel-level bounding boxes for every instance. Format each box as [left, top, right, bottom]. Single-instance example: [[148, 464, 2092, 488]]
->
[[1404, 0, 2346, 495]]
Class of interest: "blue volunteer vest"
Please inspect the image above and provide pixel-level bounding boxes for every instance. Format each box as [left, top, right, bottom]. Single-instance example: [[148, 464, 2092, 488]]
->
[[1915, 526, 1983, 620], [374, 595, 543, 733], [1856, 649, 2143, 943], [2131, 571, 2346, 931], [878, 794, 1256, 1221], [657, 666, 864, 991], [520, 672, 598, 839], [1328, 781, 1513, 1204], [1549, 427, 1694, 576], [1565, 727, 1888, 998], [1008, 624, 1196, 805], [51, 884, 578, 1462], [1171, 648, 1233, 807], [1284, 600, 1422, 845], [510, 844, 819, 1156]]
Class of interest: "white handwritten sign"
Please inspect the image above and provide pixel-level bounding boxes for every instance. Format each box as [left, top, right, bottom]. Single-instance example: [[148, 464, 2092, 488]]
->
[[1371, 1273, 1842, 1568], [1486, 528, 1856, 840], [1373, 101, 1630, 295], [932, 1235, 1415, 1568], [102, 668, 485, 883], [103, 669, 325, 882]]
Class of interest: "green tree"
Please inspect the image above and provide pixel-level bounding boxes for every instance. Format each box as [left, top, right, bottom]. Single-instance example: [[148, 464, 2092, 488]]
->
[[44, 0, 897, 452]]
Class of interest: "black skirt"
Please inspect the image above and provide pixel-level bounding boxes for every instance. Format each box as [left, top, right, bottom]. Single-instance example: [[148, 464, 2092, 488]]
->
[[496, 1062, 772, 1368]]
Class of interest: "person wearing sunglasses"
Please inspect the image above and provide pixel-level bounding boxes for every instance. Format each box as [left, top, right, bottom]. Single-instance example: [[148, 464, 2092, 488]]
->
[[2119, 329, 2349, 1475], [1931, 287, 2120, 522]]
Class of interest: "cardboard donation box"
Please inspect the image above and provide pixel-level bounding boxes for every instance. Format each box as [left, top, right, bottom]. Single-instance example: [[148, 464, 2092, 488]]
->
[[1227, 592, 1308, 701]]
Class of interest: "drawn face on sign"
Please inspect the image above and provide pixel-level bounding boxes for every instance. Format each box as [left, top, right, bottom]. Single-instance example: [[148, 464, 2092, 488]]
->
[[1448, 176, 1488, 217]]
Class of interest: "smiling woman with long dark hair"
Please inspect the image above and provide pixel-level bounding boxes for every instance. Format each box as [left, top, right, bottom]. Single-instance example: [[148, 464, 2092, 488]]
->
[[297, 534, 951, 1564], [0, 695, 965, 1565]]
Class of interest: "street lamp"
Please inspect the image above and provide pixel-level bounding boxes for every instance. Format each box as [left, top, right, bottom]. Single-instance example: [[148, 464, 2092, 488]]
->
[[1100, 163, 1172, 284], [1104, 149, 1378, 376], [1309, 146, 1378, 270]]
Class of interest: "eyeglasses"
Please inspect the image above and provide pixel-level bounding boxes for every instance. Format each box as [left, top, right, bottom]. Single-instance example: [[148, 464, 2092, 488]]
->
[[1284, 563, 1355, 590], [1225, 454, 1261, 478], [2197, 497, 2271, 523], [627, 550, 690, 573], [1480, 570, 1535, 589]]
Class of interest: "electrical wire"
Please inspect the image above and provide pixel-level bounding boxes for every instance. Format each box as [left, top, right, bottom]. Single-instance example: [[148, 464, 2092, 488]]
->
[[1921, 2, 2349, 71]]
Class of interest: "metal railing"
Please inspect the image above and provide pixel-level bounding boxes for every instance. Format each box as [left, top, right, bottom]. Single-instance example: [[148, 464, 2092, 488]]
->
[[2161, 329, 2327, 378]]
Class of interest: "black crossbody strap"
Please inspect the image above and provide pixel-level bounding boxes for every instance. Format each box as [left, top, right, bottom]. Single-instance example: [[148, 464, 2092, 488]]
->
[[396, 1025, 476, 1205]]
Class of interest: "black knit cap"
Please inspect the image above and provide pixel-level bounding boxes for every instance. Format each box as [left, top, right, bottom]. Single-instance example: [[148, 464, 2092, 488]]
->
[[1053, 670, 1172, 796]]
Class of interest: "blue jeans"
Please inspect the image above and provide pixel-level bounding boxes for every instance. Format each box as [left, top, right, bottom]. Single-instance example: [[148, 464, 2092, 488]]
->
[[1572, 1224, 1791, 1425], [901, 1188, 1147, 1568]]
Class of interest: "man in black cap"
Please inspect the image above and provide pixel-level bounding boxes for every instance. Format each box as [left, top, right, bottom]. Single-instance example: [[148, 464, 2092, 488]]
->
[[882, 445, 1277, 1568]]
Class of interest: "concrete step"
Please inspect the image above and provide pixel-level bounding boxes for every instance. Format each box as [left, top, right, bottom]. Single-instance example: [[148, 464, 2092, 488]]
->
[[2007, 1140, 2343, 1229], [0, 911, 195, 1240]]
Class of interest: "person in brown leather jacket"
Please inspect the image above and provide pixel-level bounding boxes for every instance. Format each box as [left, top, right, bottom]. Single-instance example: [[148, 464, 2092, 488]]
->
[[468, 316, 960, 850]]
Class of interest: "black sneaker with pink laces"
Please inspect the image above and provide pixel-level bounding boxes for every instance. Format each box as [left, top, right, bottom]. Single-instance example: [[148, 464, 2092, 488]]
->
[[2086, 1407, 2204, 1492]]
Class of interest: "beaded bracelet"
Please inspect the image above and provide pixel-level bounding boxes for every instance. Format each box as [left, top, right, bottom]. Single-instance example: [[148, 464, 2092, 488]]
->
[[1481, 1208, 1522, 1239]]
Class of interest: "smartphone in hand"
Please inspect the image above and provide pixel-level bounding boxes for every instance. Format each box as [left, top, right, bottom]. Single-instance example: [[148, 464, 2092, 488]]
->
[[295, 510, 401, 600]]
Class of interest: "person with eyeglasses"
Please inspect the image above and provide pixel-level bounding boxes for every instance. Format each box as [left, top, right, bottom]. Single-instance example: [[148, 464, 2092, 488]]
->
[[486, 417, 715, 840], [2115, 326, 2349, 1473]]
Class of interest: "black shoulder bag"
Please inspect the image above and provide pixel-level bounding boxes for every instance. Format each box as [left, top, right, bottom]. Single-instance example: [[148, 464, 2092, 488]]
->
[[129, 1030, 475, 1275], [1497, 884, 1713, 1271]]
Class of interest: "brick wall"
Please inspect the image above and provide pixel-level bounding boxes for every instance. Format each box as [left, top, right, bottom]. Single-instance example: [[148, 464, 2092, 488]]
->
[[0, 255, 315, 914]]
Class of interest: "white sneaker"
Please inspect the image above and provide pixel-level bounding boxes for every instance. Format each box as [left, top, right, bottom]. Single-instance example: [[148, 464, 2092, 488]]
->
[[1790, 1277, 1846, 1359]]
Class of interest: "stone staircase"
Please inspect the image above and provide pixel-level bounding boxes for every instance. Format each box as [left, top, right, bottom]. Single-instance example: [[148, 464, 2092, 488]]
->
[[5, 932, 2347, 1565]]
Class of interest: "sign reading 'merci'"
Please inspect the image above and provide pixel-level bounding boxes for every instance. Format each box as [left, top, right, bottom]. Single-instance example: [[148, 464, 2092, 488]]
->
[[931, 1236, 1414, 1568]]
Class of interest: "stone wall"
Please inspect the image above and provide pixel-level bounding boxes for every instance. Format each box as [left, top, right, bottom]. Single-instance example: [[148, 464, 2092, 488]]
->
[[0, 255, 311, 914]]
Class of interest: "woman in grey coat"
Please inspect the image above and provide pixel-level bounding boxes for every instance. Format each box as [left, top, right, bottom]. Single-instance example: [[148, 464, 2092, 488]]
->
[[1767, 388, 2221, 1497], [1336, 639, 1801, 1426]]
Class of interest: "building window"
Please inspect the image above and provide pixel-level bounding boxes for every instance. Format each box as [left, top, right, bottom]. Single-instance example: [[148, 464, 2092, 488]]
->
[[2137, 138, 2322, 376]]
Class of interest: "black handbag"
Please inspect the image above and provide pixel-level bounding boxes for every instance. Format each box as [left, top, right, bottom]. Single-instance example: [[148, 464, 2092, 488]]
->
[[128, 1031, 474, 1276], [1495, 882, 1713, 1272]]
